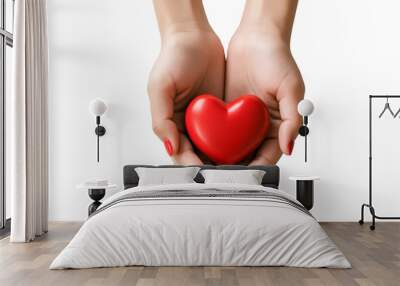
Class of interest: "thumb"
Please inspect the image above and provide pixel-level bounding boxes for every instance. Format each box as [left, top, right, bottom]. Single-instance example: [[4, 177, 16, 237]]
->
[[148, 77, 180, 156], [277, 76, 304, 155]]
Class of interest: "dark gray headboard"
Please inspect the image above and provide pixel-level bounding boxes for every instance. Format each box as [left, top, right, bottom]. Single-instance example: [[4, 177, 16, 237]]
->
[[123, 165, 280, 189]]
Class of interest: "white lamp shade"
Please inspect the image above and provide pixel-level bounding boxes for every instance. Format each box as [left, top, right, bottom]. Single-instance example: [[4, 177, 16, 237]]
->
[[89, 98, 107, 116], [297, 99, 314, 116]]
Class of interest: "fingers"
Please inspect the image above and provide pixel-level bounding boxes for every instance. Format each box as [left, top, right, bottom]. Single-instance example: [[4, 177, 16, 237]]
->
[[148, 75, 180, 156], [249, 117, 281, 165], [171, 134, 203, 165], [148, 74, 204, 165], [265, 118, 280, 138], [249, 139, 282, 165], [276, 74, 304, 155]]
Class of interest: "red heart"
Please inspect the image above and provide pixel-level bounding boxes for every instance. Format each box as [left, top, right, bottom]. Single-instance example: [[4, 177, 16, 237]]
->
[[185, 94, 270, 164]]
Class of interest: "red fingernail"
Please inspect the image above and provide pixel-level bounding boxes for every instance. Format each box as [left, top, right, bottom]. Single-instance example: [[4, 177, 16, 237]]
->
[[288, 140, 294, 155], [163, 139, 173, 156]]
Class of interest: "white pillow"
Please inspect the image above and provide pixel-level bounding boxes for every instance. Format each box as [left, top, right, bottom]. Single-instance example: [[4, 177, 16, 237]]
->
[[200, 169, 266, 185], [135, 167, 200, 186]]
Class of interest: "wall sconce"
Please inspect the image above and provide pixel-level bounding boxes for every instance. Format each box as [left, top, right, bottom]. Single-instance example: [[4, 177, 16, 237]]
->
[[298, 99, 314, 162], [89, 99, 107, 162]]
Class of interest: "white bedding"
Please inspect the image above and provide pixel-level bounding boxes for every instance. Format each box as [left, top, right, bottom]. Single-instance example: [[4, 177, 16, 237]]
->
[[50, 183, 350, 269]]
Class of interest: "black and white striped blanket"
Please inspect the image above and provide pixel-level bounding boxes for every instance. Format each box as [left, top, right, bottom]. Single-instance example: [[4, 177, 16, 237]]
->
[[91, 189, 312, 218]]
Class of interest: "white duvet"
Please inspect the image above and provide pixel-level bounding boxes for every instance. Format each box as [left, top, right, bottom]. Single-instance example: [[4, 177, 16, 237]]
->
[[50, 183, 350, 269]]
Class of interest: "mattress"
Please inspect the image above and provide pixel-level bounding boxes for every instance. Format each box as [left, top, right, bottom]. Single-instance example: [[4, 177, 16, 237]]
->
[[50, 183, 350, 269]]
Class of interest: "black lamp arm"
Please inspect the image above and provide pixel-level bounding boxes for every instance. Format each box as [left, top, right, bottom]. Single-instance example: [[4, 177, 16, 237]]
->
[[303, 116, 308, 126], [94, 116, 106, 162], [298, 116, 310, 163]]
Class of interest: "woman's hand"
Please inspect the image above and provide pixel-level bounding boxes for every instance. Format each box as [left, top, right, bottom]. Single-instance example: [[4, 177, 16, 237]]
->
[[224, 0, 303, 165], [148, 28, 225, 164], [225, 29, 304, 165]]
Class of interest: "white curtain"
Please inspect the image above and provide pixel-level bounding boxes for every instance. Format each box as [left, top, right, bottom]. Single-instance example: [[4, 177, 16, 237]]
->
[[9, 0, 48, 242]]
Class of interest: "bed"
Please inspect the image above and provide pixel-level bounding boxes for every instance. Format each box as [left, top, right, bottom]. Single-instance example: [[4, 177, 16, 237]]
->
[[50, 165, 350, 269]]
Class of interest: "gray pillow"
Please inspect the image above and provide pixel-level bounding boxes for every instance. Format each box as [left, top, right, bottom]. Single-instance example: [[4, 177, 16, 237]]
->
[[200, 169, 266, 185], [135, 167, 200, 186]]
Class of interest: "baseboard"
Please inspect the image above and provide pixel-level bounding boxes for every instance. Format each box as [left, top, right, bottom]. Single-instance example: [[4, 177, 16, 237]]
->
[[0, 218, 11, 239]]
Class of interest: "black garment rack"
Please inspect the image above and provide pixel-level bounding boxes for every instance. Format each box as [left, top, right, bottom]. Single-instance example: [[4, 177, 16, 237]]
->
[[359, 95, 400, 230]]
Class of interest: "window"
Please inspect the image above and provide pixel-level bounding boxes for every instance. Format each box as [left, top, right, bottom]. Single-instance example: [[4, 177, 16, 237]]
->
[[0, 0, 14, 234]]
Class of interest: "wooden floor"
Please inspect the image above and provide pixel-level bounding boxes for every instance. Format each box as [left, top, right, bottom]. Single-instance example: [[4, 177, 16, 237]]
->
[[0, 222, 399, 286]]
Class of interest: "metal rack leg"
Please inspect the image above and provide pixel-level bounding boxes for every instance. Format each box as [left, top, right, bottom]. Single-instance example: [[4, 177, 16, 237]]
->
[[359, 204, 366, 225], [359, 203, 376, 230], [369, 206, 376, 231]]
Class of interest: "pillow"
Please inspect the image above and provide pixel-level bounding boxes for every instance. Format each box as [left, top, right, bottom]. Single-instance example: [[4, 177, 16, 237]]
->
[[200, 169, 266, 185], [135, 167, 200, 186]]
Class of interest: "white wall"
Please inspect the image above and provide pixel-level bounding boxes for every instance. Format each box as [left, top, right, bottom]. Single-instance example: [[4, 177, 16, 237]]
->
[[48, 0, 400, 221]]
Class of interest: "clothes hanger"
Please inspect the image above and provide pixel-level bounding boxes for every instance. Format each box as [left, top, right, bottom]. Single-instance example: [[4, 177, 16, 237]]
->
[[378, 97, 395, 118], [394, 104, 400, 118]]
